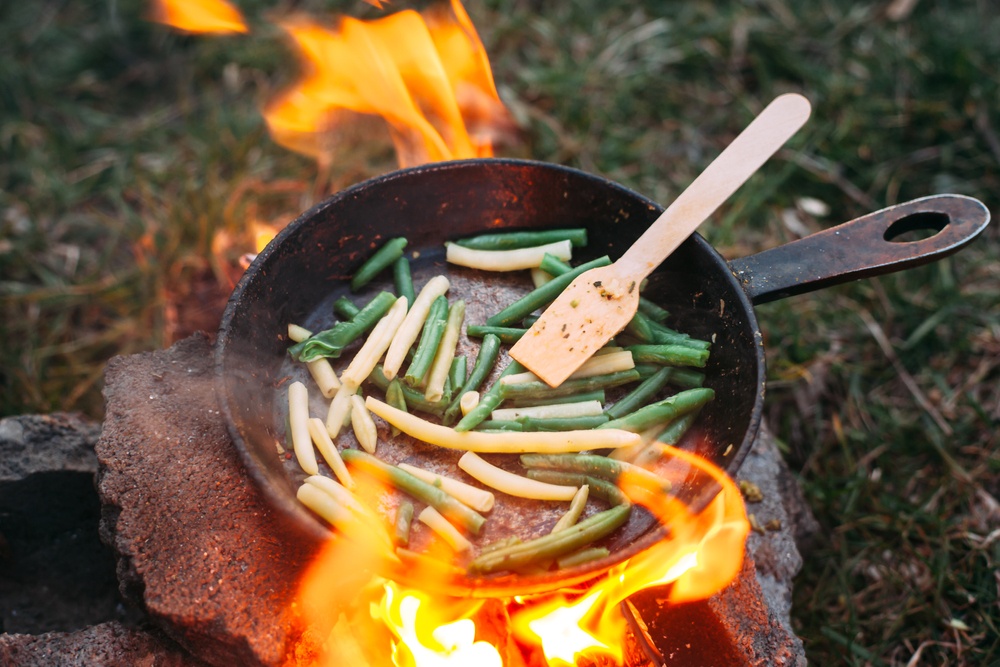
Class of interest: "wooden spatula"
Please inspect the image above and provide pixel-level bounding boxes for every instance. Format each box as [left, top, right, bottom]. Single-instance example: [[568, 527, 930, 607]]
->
[[509, 93, 812, 387]]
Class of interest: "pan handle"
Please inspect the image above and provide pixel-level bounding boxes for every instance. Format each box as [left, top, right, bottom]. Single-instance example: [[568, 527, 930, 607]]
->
[[728, 194, 990, 305]]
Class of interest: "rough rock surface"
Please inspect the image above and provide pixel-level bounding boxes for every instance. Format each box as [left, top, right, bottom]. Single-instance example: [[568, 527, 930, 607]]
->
[[96, 333, 315, 667], [0, 413, 137, 634], [630, 424, 816, 667], [0, 412, 100, 481], [0, 621, 207, 666], [739, 424, 820, 638]]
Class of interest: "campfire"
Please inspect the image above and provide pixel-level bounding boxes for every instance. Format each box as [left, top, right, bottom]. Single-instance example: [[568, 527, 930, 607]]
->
[[80, 327, 810, 667], [56, 2, 797, 666]]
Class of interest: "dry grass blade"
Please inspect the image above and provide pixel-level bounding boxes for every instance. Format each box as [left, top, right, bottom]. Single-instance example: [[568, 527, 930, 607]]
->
[[857, 309, 952, 436]]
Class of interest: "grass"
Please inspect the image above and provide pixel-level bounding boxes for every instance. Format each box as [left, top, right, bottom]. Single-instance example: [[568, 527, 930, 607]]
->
[[1, 0, 997, 663]]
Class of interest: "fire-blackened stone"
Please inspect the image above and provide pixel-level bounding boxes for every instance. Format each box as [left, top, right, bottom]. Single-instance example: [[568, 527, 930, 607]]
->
[[96, 333, 315, 667]]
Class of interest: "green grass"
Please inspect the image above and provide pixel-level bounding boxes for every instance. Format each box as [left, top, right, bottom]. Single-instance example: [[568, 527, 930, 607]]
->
[[2, 0, 997, 663]]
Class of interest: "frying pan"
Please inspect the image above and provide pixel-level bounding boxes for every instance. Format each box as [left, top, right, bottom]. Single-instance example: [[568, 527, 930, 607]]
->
[[215, 158, 989, 596]]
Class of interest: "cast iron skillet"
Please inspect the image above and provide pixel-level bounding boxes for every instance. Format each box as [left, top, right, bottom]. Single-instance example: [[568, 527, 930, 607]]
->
[[215, 158, 989, 596]]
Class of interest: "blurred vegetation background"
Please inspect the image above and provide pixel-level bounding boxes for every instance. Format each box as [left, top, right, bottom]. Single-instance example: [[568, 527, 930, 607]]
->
[[1, 0, 997, 663]]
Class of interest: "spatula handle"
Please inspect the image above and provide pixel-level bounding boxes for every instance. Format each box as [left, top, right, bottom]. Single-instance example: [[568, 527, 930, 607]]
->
[[616, 93, 812, 279]]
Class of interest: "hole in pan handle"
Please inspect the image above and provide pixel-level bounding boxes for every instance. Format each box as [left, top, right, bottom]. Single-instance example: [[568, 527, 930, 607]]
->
[[727, 194, 991, 305]]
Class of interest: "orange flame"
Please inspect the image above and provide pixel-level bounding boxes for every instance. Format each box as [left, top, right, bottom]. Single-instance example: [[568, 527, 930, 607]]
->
[[151, 0, 247, 34], [264, 0, 509, 168], [154, 0, 512, 268], [498, 442, 748, 665], [378, 582, 503, 667], [295, 440, 748, 667], [512, 590, 622, 666]]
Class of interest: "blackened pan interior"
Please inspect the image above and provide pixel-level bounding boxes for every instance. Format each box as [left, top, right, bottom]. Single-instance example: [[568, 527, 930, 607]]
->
[[215, 158, 764, 596]]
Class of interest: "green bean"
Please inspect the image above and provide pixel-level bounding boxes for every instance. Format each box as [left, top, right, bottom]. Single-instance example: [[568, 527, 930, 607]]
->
[[394, 502, 414, 547], [634, 364, 705, 387], [368, 366, 447, 416], [472, 419, 523, 432], [467, 504, 631, 574], [518, 415, 610, 431], [605, 367, 673, 420], [454, 385, 506, 432], [479, 536, 523, 554], [520, 453, 671, 497], [626, 344, 710, 368], [637, 297, 670, 322], [289, 292, 396, 361], [333, 296, 361, 321], [450, 355, 467, 390], [498, 369, 640, 401], [598, 387, 715, 433], [486, 255, 612, 327], [465, 325, 526, 344], [656, 408, 702, 445], [342, 449, 485, 535], [403, 295, 449, 387], [386, 379, 407, 436], [625, 313, 658, 344], [393, 256, 415, 305], [508, 389, 606, 408], [551, 485, 590, 533], [557, 547, 611, 569], [624, 312, 656, 343], [424, 300, 465, 402], [453, 360, 524, 432], [351, 237, 407, 292], [455, 228, 588, 250], [538, 253, 573, 276], [455, 385, 503, 432], [442, 334, 502, 424], [647, 319, 711, 350], [525, 471, 629, 506]]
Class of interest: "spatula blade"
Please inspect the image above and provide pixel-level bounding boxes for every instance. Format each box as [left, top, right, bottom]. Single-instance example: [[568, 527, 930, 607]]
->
[[511, 94, 811, 386], [509, 264, 639, 387]]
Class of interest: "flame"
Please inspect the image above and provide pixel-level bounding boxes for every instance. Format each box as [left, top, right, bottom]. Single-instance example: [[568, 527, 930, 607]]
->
[[264, 0, 509, 168], [378, 582, 503, 667], [294, 438, 748, 667], [498, 443, 748, 665], [512, 591, 622, 666], [153, 0, 511, 279], [614, 443, 749, 604], [151, 0, 247, 34]]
